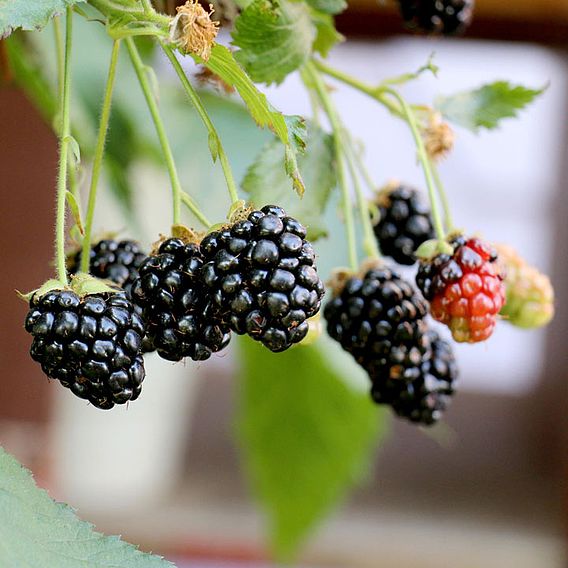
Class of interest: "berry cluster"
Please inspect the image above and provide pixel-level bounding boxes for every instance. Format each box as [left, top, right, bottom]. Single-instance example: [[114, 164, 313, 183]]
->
[[25, 290, 145, 409], [200, 205, 325, 352], [324, 264, 457, 425], [131, 238, 231, 362], [398, 0, 475, 35], [372, 184, 435, 265], [416, 236, 505, 343]]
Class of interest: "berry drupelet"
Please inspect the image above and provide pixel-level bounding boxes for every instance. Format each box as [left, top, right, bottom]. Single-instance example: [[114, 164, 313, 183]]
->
[[131, 238, 231, 362], [324, 264, 430, 380], [416, 236, 505, 343], [25, 290, 146, 409], [398, 0, 474, 35], [372, 184, 435, 265], [200, 205, 325, 352], [371, 329, 457, 425], [68, 239, 147, 296]]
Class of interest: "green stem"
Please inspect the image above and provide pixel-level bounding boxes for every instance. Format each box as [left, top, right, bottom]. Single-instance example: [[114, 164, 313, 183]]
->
[[345, 132, 376, 193], [312, 58, 404, 119], [161, 43, 240, 206], [53, 17, 64, 111], [181, 192, 212, 228], [344, 140, 380, 259], [430, 159, 454, 232], [54, 8, 74, 286], [305, 61, 358, 271], [80, 40, 121, 274], [382, 88, 446, 243], [126, 37, 187, 225], [140, 0, 154, 13]]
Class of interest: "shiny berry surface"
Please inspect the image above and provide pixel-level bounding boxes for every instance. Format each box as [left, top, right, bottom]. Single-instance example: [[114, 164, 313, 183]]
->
[[416, 236, 505, 343], [373, 185, 434, 265], [131, 238, 231, 362], [200, 205, 325, 352], [25, 290, 146, 409], [398, 0, 475, 35]]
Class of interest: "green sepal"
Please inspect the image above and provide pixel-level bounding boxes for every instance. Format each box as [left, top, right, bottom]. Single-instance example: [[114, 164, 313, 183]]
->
[[415, 239, 453, 260], [16, 279, 67, 303], [70, 273, 119, 297]]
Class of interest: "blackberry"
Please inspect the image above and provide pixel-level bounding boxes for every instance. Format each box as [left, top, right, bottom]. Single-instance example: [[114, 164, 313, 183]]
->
[[200, 205, 325, 352], [416, 235, 505, 343], [398, 0, 474, 35], [371, 330, 457, 425], [373, 185, 435, 265], [24, 290, 146, 409], [131, 238, 231, 362], [323, 264, 429, 374], [68, 239, 147, 296], [68, 239, 155, 352]]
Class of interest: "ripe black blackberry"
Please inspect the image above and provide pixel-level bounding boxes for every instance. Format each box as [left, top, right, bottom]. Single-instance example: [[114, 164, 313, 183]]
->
[[200, 205, 325, 352], [68, 239, 154, 353], [373, 185, 434, 265], [398, 0, 474, 35], [323, 264, 429, 374], [68, 239, 147, 295], [24, 290, 146, 409], [131, 237, 231, 362], [370, 329, 457, 425]]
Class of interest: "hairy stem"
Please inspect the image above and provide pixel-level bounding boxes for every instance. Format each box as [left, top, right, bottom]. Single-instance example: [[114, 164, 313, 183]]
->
[[383, 88, 446, 244], [306, 62, 358, 271], [312, 59, 404, 119], [162, 43, 240, 206], [344, 140, 380, 259], [126, 38, 184, 224], [181, 192, 212, 227], [430, 160, 454, 232], [80, 40, 121, 274], [54, 9, 74, 286]]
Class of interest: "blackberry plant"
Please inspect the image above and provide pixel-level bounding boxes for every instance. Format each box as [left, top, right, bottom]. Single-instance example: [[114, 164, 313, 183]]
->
[[3, 0, 553, 564]]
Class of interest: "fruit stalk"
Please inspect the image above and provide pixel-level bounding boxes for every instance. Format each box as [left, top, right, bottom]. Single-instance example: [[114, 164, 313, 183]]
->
[[382, 87, 447, 245], [80, 39, 121, 274], [54, 8, 74, 286], [305, 62, 358, 271], [161, 43, 240, 208], [430, 159, 454, 232]]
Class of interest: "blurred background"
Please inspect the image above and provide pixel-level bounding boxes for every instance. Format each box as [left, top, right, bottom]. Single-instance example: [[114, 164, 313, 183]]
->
[[1, 0, 567, 566]]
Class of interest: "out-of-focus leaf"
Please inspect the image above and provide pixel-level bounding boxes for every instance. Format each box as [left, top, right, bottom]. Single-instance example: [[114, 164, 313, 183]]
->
[[242, 123, 334, 239], [435, 81, 545, 132], [311, 11, 343, 57], [237, 337, 386, 561], [305, 0, 346, 15], [0, 446, 175, 567], [0, 0, 85, 38]]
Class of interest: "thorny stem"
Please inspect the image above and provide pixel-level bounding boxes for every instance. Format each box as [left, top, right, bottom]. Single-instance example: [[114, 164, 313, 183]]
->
[[80, 40, 121, 274], [430, 159, 455, 232], [162, 43, 240, 207], [127, 38, 183, 226], [54, 8, 74, 285], [305, 61, 358, 271], [382, 88, 446, 244]]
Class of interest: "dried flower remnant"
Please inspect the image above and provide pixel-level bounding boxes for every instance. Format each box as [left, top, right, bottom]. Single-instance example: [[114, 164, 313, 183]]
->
[[170, 0, 219, 61], [422, 111, 455, 161]]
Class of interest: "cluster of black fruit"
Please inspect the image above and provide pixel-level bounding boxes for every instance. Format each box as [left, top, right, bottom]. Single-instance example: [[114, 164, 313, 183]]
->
[[323, 185, 458, 425], [398, 0, 475, 36], [24, 206, 324, 409]]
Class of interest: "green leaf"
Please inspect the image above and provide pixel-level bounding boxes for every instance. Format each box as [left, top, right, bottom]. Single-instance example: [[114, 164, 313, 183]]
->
[[435, 81, 546, 132], [311, 12, 344, 57], [242, 123, 334, 239], [232, 0, 316, 85], [0, 0, 85, 37], [237, 338, 386, 561], [65, 190, 84, 235], [0, 446, 175, 567], [305, 0, 346, 15]]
